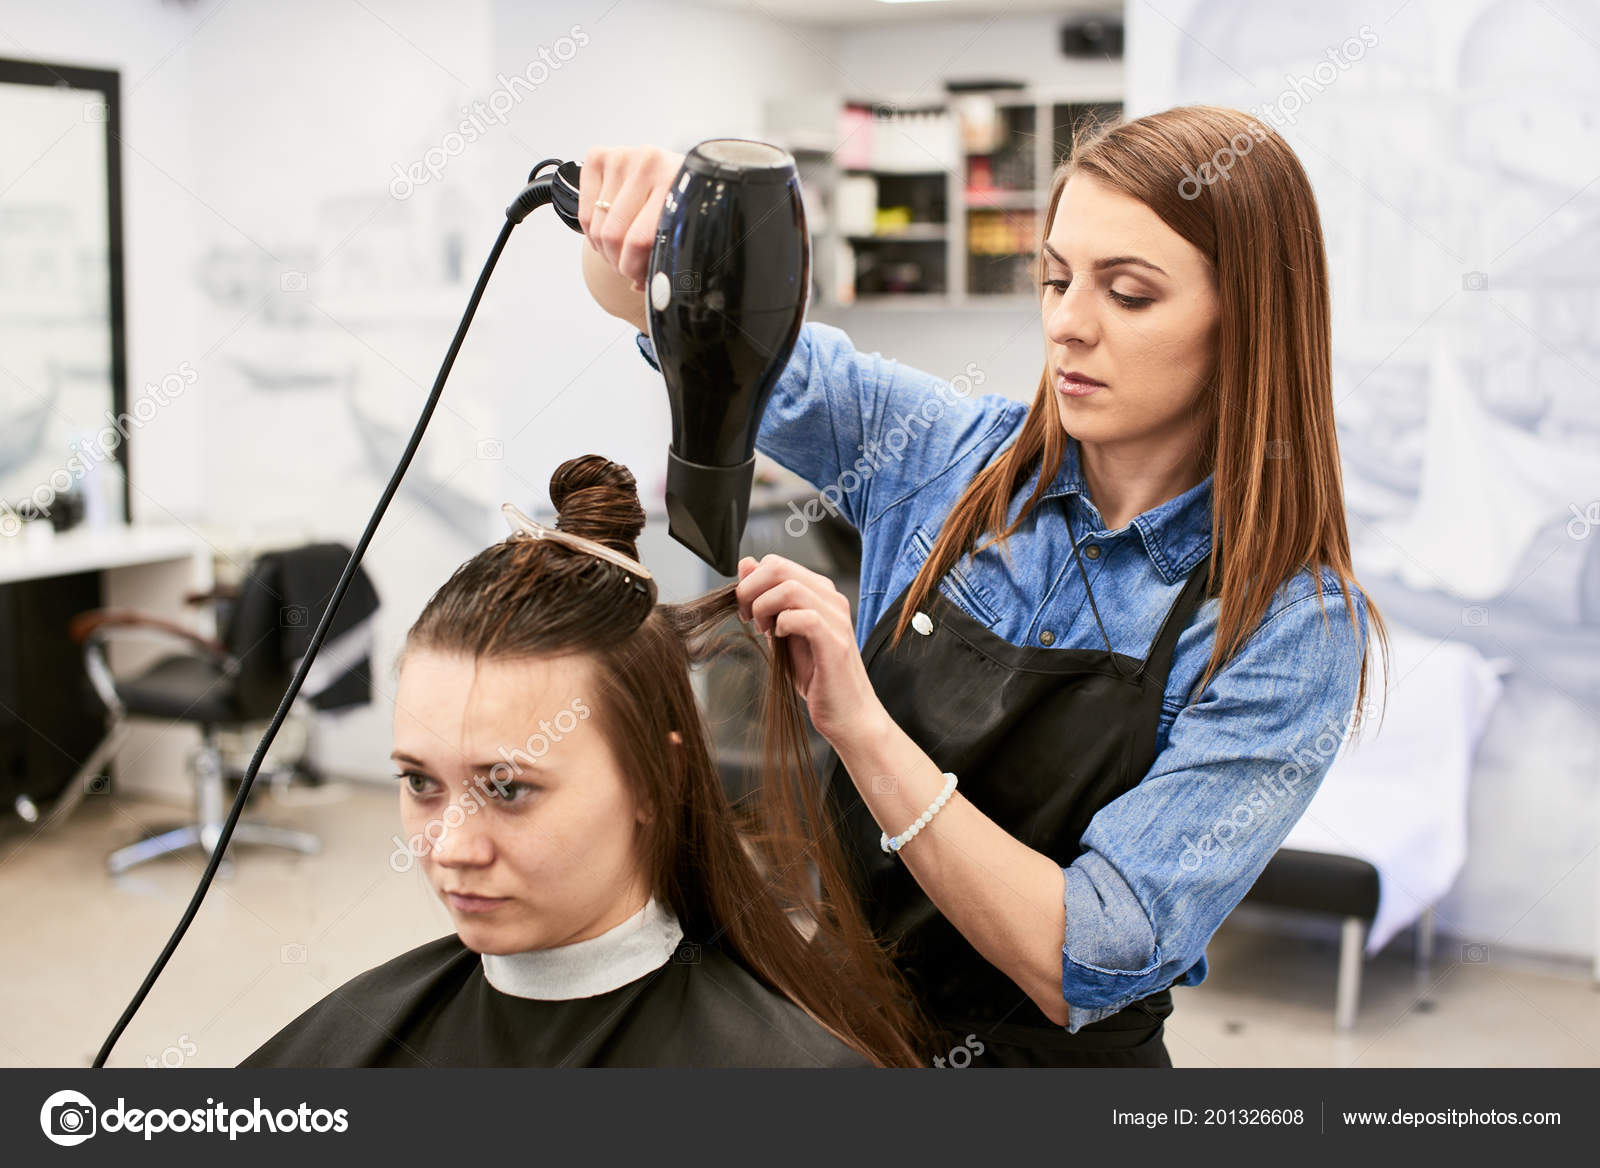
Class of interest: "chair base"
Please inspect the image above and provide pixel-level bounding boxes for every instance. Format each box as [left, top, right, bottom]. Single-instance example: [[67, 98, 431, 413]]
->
[[107, 818, 322, 876], [104, 736, 322, 876], [13, 720, 132, 832]]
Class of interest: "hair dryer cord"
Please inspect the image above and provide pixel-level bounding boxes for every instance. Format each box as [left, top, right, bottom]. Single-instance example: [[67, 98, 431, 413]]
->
[[90, 170, 560, 1066]]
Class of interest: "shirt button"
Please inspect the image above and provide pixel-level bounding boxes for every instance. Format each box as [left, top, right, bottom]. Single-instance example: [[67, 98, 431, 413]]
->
[[1085, 545, 1101, 559], [1039, 629, 1055, 645]]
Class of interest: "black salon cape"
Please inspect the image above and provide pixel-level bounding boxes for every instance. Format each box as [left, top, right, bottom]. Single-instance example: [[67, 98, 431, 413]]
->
[[238, 933, 871, 1068]]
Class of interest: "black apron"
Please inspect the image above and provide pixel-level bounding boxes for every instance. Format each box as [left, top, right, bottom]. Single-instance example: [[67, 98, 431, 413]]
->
[[823, 541, 1215, 1068]]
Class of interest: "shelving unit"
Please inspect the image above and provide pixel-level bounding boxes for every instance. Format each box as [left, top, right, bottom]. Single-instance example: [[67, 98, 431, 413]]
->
[[767, 92, 1123, 310]]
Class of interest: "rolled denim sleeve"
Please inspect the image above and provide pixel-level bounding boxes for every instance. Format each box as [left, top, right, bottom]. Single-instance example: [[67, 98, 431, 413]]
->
[[635, 323, 1014, 532], [1058, 581, 1370, 1032]]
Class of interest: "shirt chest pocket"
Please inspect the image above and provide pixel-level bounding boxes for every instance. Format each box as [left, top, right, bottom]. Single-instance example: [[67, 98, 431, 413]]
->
[[905, 523, 1002, 628]]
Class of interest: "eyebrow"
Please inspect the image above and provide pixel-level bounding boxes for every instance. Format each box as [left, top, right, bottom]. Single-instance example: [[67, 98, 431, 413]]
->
[[1041, 242, 1167, 277], [390, 750, 526, 773]]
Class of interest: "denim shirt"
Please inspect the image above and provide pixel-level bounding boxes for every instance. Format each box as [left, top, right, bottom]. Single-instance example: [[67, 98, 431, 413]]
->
[[635, 321, 1369, 1033]]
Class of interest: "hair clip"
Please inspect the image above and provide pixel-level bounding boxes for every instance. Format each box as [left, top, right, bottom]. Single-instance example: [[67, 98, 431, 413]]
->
[[500, 502, 656, 599]]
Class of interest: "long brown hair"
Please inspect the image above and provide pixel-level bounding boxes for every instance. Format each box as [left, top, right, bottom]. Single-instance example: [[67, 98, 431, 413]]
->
[[404, 454, 935, 1067], [894, 104, 1388, 736]]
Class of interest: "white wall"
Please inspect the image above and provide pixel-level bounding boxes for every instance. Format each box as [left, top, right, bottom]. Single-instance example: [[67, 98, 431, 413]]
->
[[181, 0, 499, 782], [0, 0, 206, 520]]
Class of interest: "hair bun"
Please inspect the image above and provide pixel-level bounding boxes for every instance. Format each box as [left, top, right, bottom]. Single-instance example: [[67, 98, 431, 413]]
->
[[549, 454, 646, 560]]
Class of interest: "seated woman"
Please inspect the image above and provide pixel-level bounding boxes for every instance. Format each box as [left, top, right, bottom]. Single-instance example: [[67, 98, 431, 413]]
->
[[240, 455, 930, 1068]]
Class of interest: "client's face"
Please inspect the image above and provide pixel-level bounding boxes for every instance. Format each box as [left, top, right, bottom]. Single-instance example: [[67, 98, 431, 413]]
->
[[391, 648, 653, 955]]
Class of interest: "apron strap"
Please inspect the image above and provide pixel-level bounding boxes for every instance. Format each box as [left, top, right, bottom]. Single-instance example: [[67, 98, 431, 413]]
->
[[1135, 550, 1214, 684], [1068, 518, 1129, 673]]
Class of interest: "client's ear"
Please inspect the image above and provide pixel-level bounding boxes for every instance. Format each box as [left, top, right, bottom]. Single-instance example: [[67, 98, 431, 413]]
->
[[635, 731, 683, 826]]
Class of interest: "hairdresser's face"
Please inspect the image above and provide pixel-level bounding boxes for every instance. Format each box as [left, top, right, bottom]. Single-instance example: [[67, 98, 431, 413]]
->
[[392, 649, 652, 955], [1041, 174, 1219, 450]]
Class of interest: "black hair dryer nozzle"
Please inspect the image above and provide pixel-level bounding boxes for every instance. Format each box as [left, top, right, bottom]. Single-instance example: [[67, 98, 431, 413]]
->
[[663, 448, 755, 579]]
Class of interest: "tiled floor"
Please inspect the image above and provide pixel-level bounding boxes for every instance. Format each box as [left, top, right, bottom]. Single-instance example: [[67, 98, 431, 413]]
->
[[1166, 908, 1600, 1067], [3, 781, 1595, 1068]]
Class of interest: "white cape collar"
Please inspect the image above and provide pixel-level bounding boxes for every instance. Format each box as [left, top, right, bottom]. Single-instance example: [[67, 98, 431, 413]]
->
[[480, 895, 683, 1000]]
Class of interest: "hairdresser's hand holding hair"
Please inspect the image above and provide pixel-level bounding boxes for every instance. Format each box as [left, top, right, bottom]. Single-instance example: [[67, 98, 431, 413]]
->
[[735, 553, 884, 750], [734, 544, 1087, 1030]]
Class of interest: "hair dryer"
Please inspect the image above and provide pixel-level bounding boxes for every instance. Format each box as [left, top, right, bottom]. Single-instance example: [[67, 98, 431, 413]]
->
[[513, 141, 811, 575]]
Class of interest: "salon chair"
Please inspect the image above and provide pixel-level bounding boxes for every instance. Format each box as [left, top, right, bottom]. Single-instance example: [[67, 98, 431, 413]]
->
[[1241, 848, 1396, 1032], [65, 542, 378, 875]]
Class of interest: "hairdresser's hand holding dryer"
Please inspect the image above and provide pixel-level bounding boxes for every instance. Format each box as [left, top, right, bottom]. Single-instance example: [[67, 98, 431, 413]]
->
[[579, 117, 1383, 1068]]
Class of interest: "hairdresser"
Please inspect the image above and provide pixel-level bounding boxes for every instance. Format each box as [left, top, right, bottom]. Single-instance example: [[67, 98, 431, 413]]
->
[[576, 112, 1385, 1068]]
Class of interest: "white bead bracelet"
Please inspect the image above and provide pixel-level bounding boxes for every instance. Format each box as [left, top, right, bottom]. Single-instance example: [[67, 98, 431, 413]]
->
[[880, 772, 958, 855]]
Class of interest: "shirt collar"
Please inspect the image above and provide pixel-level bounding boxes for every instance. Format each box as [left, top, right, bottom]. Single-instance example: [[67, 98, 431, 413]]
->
[[480, 895, 683, 1000], [1035, 436, 1214, 585]]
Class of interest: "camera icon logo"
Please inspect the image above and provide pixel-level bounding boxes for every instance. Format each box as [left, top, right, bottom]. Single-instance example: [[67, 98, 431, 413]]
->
[[476, 438, 504, 460], [1461, 606, 1489, 627], [40, 1089, 97, 1146], [280, 605, 308, 628], [281, 942, 308, 963], [1461, 270, 1489, 291], [83, 102, 107, 124], [280, 271, 309, 292], [673, 941, 702, 964], [674, 270, 701, 293]]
